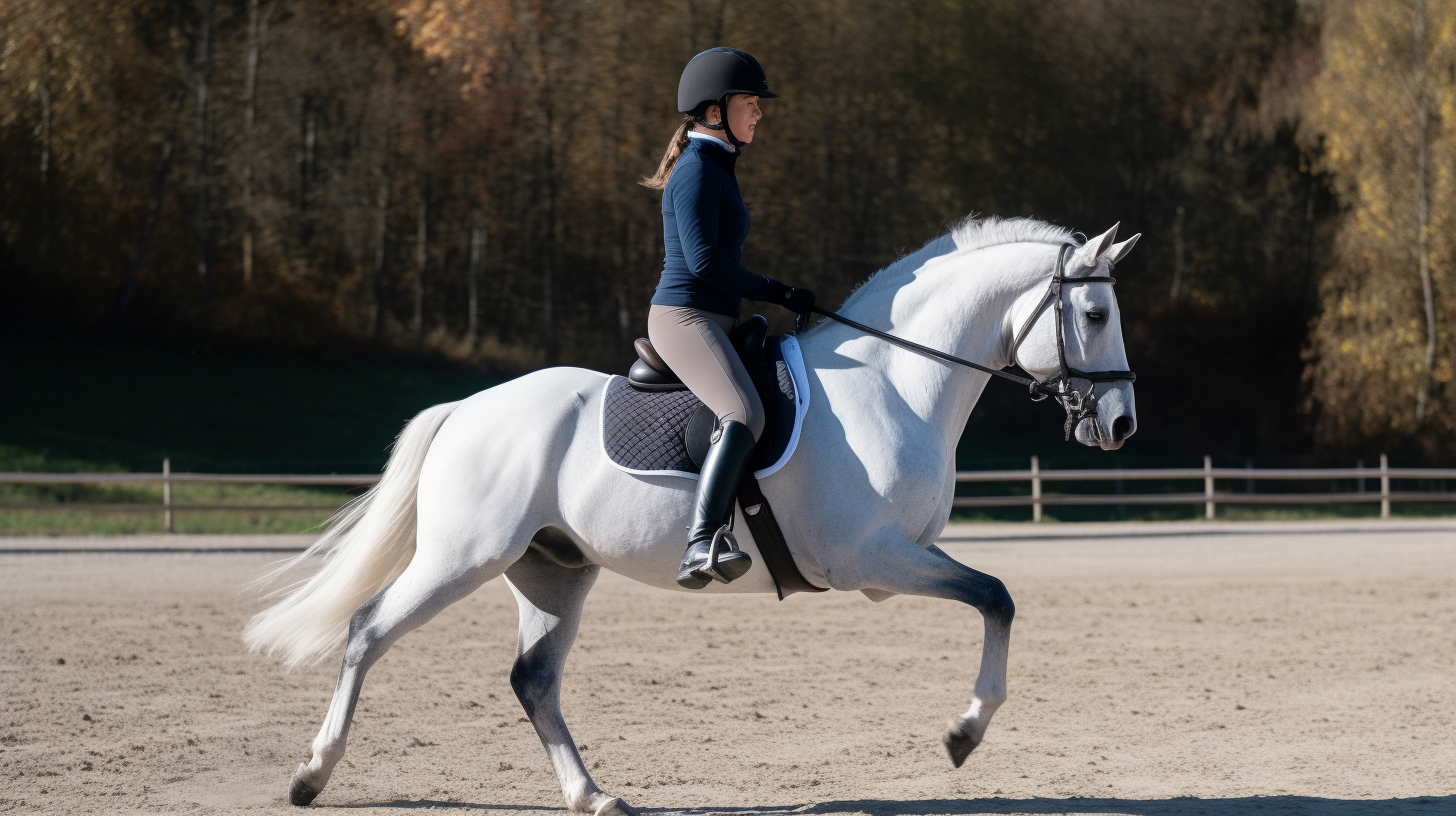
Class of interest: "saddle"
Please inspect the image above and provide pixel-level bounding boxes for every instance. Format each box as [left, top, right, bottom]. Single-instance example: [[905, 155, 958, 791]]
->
[[627, 316, 769, 393], [609, 315, 824, 598], [624, 316, 773, 470]]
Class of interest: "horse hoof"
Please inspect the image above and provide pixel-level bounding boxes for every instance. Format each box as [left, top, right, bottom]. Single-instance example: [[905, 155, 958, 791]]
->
[[943, 725, 979, 768], [289, 766, 320, 806], [593, 796, 640, 816]]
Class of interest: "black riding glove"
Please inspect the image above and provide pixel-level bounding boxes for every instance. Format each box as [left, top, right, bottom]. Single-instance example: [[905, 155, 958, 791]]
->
[[759, 279, 816, 315]]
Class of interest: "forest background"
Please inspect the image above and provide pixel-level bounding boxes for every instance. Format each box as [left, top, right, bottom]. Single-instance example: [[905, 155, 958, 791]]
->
[[4, 0, 1456, 468]]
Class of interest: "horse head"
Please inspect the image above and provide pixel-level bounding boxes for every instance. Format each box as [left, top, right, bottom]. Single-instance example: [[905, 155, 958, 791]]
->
[[1011, 224, 1139, 450]]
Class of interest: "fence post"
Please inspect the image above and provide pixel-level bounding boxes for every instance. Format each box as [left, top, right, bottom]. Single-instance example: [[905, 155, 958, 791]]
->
[[163, 458, 173, 533], [1380, 453, 1390, 520], [1031, 455, 1042, 524], [1204, 455, 1215, 520]]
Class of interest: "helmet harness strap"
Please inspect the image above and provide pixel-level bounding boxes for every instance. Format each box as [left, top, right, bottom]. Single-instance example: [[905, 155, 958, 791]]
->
[[695, 95, 743, 148]]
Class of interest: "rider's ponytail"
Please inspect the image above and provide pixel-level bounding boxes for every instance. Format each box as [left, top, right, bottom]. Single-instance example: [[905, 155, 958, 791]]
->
[[639, 118, 694, 190]]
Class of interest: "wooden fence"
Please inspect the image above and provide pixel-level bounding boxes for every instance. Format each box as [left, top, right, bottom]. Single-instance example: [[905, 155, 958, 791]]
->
[[954, 454, 1456, 521], [5, 455, 1456, 530], [0, 459, 379, 532]]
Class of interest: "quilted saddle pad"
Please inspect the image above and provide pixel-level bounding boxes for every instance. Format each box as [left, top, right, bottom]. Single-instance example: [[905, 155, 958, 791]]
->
[[600, 335, 809, 480]]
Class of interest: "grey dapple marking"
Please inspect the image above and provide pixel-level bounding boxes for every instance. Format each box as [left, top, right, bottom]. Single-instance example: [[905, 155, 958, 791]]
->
[[247, 217, 1139, 811]]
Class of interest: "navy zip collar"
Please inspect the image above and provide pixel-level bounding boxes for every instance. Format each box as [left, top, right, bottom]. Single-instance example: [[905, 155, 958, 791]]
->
[[685, 135, 738, 173]]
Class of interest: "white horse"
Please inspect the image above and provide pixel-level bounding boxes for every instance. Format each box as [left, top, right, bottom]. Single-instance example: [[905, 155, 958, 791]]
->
[[246, 216, 1139, 813]]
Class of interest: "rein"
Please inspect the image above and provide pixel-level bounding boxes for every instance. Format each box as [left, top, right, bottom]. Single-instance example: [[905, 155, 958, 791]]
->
[[802, 243, 1136, 441]]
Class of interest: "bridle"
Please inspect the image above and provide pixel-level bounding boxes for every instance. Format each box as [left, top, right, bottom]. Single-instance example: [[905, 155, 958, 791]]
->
[[802, 242, 1137, 442], [1008, 242, 1137, 440]]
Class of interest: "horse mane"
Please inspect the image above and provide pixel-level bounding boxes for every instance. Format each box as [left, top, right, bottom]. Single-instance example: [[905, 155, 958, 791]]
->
[[833, 216, 1076, 313], [948, 215, 1075, 253]]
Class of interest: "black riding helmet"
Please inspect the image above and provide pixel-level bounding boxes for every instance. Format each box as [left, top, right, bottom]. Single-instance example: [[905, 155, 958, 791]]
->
[[677, 47, 778, 147]]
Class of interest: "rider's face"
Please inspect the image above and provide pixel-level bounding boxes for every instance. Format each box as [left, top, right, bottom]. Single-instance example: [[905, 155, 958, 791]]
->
[[703, 95, 762, 145], [726, 94, 762, 144]]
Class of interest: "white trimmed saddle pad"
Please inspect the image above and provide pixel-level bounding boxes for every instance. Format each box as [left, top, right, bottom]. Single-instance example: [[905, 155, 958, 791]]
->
[[600, 335, 809, 480]]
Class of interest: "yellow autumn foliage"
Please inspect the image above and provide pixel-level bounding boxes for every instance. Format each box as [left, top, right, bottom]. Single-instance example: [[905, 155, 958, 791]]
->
[[1304, 0, 1456, 449]]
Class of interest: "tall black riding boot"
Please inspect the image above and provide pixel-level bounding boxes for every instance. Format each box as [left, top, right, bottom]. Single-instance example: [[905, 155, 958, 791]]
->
[[676, 420, 756, 589]]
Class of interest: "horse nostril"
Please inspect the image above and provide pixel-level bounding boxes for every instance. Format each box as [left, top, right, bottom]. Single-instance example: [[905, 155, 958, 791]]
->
[[1112, 415, 1133, 441]]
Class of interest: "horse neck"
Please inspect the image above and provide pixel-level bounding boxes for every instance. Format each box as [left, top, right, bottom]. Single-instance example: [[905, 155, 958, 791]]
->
[[810, 242, 1056, 451]]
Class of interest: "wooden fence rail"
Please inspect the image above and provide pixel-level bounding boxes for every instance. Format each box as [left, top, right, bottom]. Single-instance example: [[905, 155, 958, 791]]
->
[[0, 459, 380, 532], [4, 454, 1455, 530], [951, 453, 1456, 520]]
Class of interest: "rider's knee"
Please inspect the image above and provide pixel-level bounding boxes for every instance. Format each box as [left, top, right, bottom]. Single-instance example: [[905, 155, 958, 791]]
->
[[744, 405, 766, 440], [722, 402, 765, 440]]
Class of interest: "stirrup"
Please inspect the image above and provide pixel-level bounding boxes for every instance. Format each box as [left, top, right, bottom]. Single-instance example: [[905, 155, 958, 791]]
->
[[677, 526, 753, 589]]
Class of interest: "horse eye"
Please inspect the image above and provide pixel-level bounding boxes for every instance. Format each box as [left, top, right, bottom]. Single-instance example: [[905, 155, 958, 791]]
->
[[1086, 309, 1106, 322]]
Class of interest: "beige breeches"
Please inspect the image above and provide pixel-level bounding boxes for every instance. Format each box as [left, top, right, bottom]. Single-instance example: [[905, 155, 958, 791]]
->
[[647, 305, 766, 441]]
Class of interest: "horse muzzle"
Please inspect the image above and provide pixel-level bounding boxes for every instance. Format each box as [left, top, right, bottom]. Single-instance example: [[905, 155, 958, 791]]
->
[[1070, 382, 1136, 450]]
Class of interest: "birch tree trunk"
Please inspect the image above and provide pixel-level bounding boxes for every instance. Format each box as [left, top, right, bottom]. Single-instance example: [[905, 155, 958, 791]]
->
[[193, 0, 215, 300], [37, 74, 49, 184], [1170, 204, 1185, 302], [1412, 0, 1437, 428], [512, 0, 559, 360], [37, 47, 50, 261], [371, 172, 390, 339], [241, 0, 275, 290], [297, 95, 317, 211], [467, 210, 484, 349], [414, 174, 428, 351]]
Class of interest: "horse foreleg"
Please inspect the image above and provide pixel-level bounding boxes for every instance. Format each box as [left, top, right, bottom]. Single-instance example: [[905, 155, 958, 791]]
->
[[289, 555, 505, 806], [859, 533, 1014, 768], [505, 548, 637, 816]]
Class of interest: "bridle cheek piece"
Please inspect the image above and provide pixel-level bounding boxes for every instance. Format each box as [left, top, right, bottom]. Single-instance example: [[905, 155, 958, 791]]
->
[[805, 241, 1136, 444], [1010, 243, 1137, 441]]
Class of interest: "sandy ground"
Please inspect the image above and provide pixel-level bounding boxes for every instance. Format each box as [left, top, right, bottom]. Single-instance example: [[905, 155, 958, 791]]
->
[[2, 521, 1454, 815]]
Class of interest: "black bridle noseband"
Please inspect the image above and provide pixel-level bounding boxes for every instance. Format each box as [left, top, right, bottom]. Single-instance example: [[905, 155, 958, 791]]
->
[[802, 242, 1136, 442]]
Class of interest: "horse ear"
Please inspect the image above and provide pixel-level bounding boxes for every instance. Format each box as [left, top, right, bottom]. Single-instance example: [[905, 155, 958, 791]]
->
[[1073, 223, 1118, 268], [1104, 233, 1140, 266]]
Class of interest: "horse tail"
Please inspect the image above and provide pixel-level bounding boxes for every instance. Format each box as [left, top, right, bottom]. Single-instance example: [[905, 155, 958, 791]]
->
[[243, 400, 462, 669]]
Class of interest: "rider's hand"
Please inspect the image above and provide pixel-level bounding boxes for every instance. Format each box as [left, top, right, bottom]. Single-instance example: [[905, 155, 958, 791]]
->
[[760, 279, 816, 315]]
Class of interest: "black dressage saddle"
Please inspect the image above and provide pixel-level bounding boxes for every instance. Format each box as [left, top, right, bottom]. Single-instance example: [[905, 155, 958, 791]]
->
[[611, 314, 824, 597], [627, 315, 769, 393], [623, 315, 781, 471]]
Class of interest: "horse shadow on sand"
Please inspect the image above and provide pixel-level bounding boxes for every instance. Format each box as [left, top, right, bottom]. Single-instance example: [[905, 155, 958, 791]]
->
[[342, 795, 1455, 815]]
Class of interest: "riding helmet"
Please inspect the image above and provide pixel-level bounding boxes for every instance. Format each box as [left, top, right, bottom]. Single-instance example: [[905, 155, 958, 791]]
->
[[676, 47, 779, 113]]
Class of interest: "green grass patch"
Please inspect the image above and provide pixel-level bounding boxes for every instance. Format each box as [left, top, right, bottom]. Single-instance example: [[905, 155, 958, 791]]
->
[[0, 441, 362, 534], [1, 329, 507, 473], [1, 329, 507, 534]]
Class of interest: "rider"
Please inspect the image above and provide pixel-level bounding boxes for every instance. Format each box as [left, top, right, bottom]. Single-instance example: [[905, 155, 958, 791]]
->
[[640, 47, 815, 590]]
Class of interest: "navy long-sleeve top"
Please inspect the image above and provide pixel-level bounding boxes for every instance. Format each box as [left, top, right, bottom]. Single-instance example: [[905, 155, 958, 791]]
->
[[650, 135, 770, 317]]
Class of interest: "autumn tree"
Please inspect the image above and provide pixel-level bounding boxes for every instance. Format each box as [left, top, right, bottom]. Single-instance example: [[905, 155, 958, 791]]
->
[[0, 0, 1363, 457], [1303, 0, 1456, 451]]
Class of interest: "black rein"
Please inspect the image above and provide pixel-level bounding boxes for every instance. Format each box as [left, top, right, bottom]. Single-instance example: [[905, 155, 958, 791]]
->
[[797, 242, 1137, 441]]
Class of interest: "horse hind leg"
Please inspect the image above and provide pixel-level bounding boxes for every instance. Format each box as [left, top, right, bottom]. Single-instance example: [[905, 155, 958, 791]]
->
[[505, 545, 637, 816], [288, 546, 517, 806]]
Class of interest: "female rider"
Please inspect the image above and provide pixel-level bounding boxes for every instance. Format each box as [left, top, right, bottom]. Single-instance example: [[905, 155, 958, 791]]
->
[[640, 47, 815, 590]]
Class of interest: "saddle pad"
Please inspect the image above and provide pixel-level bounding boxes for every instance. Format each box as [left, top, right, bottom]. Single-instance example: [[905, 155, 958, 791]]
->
[[600, 335, 809, 480]]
